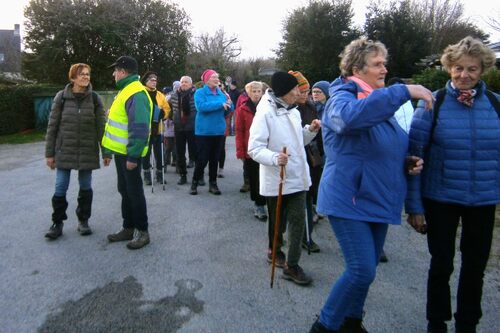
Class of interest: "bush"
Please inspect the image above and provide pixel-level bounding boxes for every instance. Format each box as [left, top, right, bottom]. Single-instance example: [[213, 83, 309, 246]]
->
[[412, 68, 449, 92], [482, 68, 500, 93], [412, 67, 500, 94], [0, 84, 58, 135]]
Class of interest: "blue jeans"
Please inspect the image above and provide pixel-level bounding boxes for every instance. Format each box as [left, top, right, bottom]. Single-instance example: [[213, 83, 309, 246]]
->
[[319, 217, 388, 330], [54, 169, 92, 197]]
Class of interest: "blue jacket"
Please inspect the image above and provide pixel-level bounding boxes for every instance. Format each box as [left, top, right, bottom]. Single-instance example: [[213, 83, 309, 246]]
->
[[405, 80, 500, 213], [194, 85, 234, 136], [317, 77, 411, 224]]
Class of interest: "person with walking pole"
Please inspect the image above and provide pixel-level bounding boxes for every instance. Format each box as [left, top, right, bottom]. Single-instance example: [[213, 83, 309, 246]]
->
[[248, 71, 321, 286], [270, 147, 286, 288]]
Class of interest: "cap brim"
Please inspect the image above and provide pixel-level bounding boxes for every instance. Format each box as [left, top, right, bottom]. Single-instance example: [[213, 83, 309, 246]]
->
[[107, 62, 118, 69]]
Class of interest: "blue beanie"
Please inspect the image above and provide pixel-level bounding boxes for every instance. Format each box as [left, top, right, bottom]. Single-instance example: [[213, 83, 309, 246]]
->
[[312, 81, 330, 99]]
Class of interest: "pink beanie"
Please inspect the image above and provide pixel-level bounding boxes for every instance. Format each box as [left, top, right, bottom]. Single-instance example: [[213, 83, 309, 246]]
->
[[201, 69, 217, 83]]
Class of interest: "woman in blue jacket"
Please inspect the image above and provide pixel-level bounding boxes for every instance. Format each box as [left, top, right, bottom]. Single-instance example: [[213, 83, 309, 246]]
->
[[406, 36, 500, 333], [309, 37, 433, 333], [191, 69, 233, 195]]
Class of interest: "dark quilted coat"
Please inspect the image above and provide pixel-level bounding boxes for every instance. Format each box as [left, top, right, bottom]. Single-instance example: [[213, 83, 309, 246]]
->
[[405, 80, 500, 213], [45, 83, 107, 170]]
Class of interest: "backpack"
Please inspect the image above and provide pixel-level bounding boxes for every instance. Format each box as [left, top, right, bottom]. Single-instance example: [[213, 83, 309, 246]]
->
[[57, 90, 101, 112], [429, 88, 500, 144]]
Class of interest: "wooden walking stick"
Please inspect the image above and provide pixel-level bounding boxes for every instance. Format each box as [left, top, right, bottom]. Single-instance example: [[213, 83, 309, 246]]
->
[[270, 147, 287, 288]]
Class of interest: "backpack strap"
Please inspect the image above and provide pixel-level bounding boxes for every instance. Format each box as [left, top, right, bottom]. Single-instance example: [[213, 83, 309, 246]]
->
[[484, 90, 500, 118], [428, 88, 446, 146]]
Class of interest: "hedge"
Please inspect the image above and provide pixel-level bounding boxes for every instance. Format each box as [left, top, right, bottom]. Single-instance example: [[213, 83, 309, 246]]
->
[[0, 84, 59, 135], [412, 67, 500, 93]]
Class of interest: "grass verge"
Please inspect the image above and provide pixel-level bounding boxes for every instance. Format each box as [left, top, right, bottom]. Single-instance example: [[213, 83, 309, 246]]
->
[[0, 129, 46, 145]]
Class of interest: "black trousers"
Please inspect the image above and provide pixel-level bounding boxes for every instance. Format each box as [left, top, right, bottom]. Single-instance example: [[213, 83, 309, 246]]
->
[[175, 130, 196, 176], [193, 135, 224, 183], [142, 135, 162, 170], [423, 198, 495, 329], [243, 158, 266, 206], [115, 155, 148, 231]]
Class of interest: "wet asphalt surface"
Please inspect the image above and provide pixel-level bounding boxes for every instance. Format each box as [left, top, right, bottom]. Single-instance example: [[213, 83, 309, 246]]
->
[[0, 136, 498, 333]]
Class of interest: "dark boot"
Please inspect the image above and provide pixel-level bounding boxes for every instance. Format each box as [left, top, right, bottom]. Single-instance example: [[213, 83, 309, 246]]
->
[[198, 176, 206, 186], [45, 223, 63, 240], [76, 189, 93, 235], [178, 174, 187, 185], [209, 181, 221, 195], [190, 180, 198, 195], [310, 319, 338, 333], [45, 195, 68, 239], [339, 317, 369, 333], [239, 177, 250, 193], [143, 170, 152, 185]]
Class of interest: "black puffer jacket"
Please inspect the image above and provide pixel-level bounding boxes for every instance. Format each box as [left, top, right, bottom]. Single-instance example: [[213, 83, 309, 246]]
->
[[45, 83, 107, 170], [169, 87, 197, 131]]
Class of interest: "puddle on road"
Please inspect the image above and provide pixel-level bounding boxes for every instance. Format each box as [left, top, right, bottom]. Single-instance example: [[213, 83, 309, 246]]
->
[[38, 276, 204, 333]]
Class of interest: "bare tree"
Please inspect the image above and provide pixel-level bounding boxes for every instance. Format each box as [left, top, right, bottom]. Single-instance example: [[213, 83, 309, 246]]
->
[[485, 9, 500, 34], [187, 28, 241, 78]]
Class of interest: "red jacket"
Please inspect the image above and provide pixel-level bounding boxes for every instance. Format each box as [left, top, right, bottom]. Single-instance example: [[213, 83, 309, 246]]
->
[[235, 99, 257, 159]]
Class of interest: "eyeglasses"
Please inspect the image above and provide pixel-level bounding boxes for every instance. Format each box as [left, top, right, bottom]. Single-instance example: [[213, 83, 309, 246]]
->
[[312, 90, 324, 94], [148, 78, 158, 82], [78, 72, 90, 77]]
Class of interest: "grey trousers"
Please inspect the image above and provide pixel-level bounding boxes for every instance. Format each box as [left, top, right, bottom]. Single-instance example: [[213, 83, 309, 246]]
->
[[266, 191, 306, 267]]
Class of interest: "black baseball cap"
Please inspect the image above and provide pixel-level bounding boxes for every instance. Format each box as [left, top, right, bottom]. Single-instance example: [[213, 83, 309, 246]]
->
[[108, 56, 138, 73]]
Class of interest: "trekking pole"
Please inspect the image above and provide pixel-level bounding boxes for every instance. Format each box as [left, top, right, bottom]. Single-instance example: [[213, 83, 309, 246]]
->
[[161, 134, 165, 191], [270, 147, 286, 288], [151, 143, 155, 194], [305, 207, 311, 255]]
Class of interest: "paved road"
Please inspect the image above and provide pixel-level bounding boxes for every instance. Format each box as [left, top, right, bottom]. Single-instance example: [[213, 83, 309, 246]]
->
[[0, 137, 498, 333]]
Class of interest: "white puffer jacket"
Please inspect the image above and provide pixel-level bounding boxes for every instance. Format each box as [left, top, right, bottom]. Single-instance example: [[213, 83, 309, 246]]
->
[[248, 89, 318, 196]]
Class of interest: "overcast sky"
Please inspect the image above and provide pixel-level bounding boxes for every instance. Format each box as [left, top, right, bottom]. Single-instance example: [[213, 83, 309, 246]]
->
[[1, 0, 499, 59]]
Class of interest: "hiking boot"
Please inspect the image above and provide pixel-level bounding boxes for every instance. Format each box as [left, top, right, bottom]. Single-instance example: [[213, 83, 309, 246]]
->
[[339, 317, 369, 333], [209, 182, 221, 195], [127, 230, 150, 250], [302, 240, 321, 253], [178, 174, 187, 185], [45, 223, 63, 240], [190, 180, 198, 195], [107, 228, 134, 242], [143, 170, 152, 185], [267, 248, 286, 268], [310, 320, 338, 333], [187, 160, 195, 168], [77, 220, 92, 236], [253, 205, 267, 221], [282, 264, 312, 286], [217, 168, 224, 178]]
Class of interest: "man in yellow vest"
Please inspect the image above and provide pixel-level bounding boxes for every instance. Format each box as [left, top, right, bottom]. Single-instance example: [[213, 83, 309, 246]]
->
[[102, 56, 153, 250]]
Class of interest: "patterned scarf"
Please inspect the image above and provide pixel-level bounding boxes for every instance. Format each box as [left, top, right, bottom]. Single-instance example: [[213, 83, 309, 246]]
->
[[456, 89, 476, 107]]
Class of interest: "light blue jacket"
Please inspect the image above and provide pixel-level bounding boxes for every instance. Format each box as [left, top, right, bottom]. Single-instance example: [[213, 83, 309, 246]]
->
[[194, 85, 234, 136], [317, 77, 411, 224], [405, 80, 500, 213]]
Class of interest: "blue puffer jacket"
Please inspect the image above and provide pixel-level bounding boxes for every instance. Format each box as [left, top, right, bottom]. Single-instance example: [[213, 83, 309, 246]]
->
[[405, 80, 500, 213], [194, 85, 234, 136], [317, 77, 411, 224]]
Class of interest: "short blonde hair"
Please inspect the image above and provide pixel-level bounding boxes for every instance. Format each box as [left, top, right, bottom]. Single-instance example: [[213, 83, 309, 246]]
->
[[68, 63, 91, 81], [440, 36, 496, 73], [339, 37, 388, 76], [245, 81, 263, 94]]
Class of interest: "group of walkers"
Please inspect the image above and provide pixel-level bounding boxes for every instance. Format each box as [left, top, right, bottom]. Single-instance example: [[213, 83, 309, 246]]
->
[[43, 35, 499, 333]]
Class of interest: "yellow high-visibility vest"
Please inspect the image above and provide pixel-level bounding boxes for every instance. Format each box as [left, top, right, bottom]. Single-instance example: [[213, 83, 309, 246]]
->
[[102, 81, 153, 156]]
